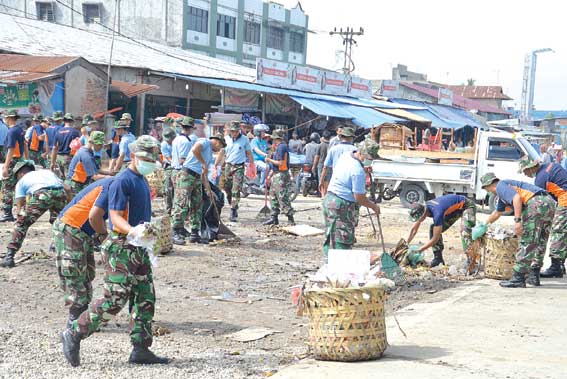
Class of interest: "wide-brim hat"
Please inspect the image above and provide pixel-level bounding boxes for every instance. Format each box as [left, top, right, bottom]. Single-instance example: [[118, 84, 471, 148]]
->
[[63, 113, 74, 121], [480, 172, 498, 188], [178, 116, 195, 127], [52, 111, 64, 121], [89, 131, 105, 145], [128, 135, 160, 161], [162, 128, 176, 139], [518, 156, 540, 173], [341, 127, 355, 137], [210, 133, 227, 148], [271, 130, 284, 140], [4, 110, 20, 119], [120, 113, 133, 121], [409, 203, 425, 222], [13, 160, 35, 176]]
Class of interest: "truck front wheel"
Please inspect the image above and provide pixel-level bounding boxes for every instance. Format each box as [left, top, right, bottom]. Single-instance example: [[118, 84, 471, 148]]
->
[[400, 184, 426, 208]]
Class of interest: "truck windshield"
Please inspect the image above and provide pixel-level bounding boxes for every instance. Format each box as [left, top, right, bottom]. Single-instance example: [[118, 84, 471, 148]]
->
[[518, 138, 542, 160]]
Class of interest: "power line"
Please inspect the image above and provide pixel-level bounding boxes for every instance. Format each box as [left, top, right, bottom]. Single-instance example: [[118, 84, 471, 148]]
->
[[329, 27, 364, 75]]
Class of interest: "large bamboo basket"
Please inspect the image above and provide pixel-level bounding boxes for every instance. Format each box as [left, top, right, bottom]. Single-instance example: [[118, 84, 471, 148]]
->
[[151, 216, 173, 255], [484, 235, 518, 280], [147, 168, 165, 197], [303, 287, 387, 362]]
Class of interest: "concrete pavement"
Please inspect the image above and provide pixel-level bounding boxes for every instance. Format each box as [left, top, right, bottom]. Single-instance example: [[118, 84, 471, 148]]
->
[[275, 278, 567, 379]]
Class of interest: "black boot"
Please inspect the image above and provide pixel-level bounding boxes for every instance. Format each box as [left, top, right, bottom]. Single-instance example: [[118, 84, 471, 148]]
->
[[229, 208, 238, 222], [540, 258, 564, 278], [263, 215, 279, 226], [189, 229, 208, 244], [66, 305, 88, 330], [172, 229, 186, 245], [429, 252, 445, 268], [526, 267, 541, 287], [60, 328, 82, 367], [0, 249, 16, 268], [499, 271, 526, 288], [180, 227, 191, 238], [128, 344, 170, 365], [287, 214, 295, 225], [0, 211, 14, 223]]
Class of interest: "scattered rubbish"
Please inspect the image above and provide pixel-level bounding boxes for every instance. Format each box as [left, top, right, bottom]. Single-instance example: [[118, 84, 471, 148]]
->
[[228, 327, 282, 342], [211, 293, 262, 304], [282, 224, 324, 237], [254, 238, 273, 245], [152, 324, 172, 337]]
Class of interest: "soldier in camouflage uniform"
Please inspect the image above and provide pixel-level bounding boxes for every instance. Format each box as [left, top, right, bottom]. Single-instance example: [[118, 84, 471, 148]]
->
[[160, 128, 176, 215], [322, 147, 379, 261], [61, 135, 169, 367], [1, 161, 67, 268], [407, 194, 476, 267], [263, 130, 295, 225], [519, 157, 567, 278], [27, 114, 47, 168], [54, 177, 113, 327], [482, 172, 555, 288], [357, 124, 381, 202], [50, 113, 81, 180]]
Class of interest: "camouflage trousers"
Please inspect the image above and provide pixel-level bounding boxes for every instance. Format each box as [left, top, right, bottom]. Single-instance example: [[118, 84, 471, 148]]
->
[[323, 192, 356, 261], [269, 171, 294, 217], [548, 205, 567, 260], [64, 179, 89, 198], [53, 219, 96, 314], [7, 188, 66, 252], [514, 195, 555, 273], [29, 150, 47, 168], [164, 168, 174, 215], [223, 163, 245, 209], [54, 154, 72, 180], [171, 169, 203, 230], [430, 199, 476, 255], [73, 232, 155, 347], [1, 159, 18, 214]]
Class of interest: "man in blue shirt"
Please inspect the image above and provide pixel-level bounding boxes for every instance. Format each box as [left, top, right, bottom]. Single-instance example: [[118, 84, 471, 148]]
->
[[65, 131, 110, 196], [50, 113, 81, 180], [251, 125, 270, 187], [407, 194, 477, 268], [61, 135, 170, 367], [161, 128, 176, 215], [1, 161, 67, 268], [0, 114, 8, 162], [481, 172, 555, 288], [113, 121, 136, 173], [26, 114, 47, 167], [220, 121, 253, 222], [171, 133, 226, 245], [319, 126, 357, 196], [45, 111, 64, 166], [322, 149, 380, 261]]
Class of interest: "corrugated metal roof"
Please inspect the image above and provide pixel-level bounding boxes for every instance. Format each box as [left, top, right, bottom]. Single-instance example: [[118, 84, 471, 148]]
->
[[378, 108, 431, 123], [445, 85, 512, 100], [0, 54, 78, 73], [111, 80, 159, 98], [0, 70, 60, 83], [391, 99, 465, 130]]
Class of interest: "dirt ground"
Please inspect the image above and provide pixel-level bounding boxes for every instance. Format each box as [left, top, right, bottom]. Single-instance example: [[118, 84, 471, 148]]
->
[[0, 194, 470, 378]]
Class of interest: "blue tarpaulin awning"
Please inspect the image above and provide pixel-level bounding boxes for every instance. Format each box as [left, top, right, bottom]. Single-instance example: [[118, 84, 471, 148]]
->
[[391, 99, 464, 129]]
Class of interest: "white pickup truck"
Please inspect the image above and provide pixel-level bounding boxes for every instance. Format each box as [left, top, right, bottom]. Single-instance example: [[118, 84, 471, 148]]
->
[[372, 129, 541, 210]]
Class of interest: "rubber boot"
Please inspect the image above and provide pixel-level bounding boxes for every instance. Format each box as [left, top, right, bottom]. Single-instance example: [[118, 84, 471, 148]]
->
[[60, 328, 82, 367], [229, 208, 238, 222], [0, 211, 14, 223], [540, 258, 564, 278], [499, 271, 526, 288], [0, 249, 16, 268], [128, 345, 170, 365], [526, 267, 541, 287], [287, 214, 295, 225], [172, 229, 186, 245], [263, 215, 279, 226], [66, 305, 88, 330], [189, 229, 207, 244], [429, 251, 445, 268], [180, 228, 191, 238]]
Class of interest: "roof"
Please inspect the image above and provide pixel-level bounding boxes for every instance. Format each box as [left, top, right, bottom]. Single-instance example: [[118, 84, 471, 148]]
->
[[111, 80, 159, 98], [399, 82, 510, 115], [0, 54, 79, 73], [445, 85, 512, 100], [391, 99, 486, 130], [0, 13, 255, 82], [0, 70, 61, 83]]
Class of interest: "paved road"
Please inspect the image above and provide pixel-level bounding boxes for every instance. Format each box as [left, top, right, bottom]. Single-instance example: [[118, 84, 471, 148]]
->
[[274, 278, 567, 379]]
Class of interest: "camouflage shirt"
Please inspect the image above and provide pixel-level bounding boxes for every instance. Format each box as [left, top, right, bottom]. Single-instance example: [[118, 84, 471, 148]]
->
[[357, 134, 380, 159]]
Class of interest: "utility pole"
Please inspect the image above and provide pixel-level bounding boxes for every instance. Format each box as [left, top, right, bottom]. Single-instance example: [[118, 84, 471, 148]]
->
[[520, 48, 553, 124], [329, 27, 364, 75]]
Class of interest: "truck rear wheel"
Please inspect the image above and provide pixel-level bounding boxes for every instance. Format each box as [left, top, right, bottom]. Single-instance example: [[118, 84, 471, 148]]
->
[[400, 184, 426, 208]]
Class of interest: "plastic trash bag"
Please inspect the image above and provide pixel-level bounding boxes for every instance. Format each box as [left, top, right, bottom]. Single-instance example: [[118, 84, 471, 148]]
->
[[245, 161, 256, 179], [472, 222, 488, 241]]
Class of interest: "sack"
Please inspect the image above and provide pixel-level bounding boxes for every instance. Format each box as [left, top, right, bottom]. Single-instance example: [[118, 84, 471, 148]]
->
[[472, 223, 488, 241], [245, 161, 256, 179], [70, 137, 82, 152]]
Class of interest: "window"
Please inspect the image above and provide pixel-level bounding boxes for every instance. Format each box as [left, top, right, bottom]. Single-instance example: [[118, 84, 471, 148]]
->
[[289, 31, 304, 53], [217, 14, 236, 39], [188, 6, 208, 33], [267, 27, 284, 50], [83, 3, 101, 24], [486, 139, 522, 161], [36, 2, 55, 22], [244, 21, 261, 44]]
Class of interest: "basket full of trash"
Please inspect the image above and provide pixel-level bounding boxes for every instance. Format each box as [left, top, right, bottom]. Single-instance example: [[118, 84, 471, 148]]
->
[[484, 227, 518, 280]]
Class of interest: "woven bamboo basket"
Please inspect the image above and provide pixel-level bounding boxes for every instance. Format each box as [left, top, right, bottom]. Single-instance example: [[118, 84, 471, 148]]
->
[[151, 216, 173, 255], [147, 169, 165, 197], [484, 235, 518, 280], [303, 287, 387, 362]]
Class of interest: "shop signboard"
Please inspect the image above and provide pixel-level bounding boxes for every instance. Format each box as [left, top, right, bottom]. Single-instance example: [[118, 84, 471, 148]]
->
[[381, 80, 400, 98], [0, 80, 63, 116], [223, 88, 260, 112], [438, 87, 453, 106]]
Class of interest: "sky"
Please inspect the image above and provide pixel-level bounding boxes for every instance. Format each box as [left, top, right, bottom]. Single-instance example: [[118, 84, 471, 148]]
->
[[279, 0, 566, 110]]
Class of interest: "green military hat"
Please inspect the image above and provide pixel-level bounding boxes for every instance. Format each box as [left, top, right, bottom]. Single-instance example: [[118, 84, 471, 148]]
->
[[82, 114, 95, 125], [340, 126, 355, 137], [271, 130, 284, 140], [4, 109, 20, 119], [32, 113, 44, 121], [13, 160, 35, 176], [128, 135, 160, 161], [52, 111, 64, 121], [89, 131, 105, 145], [63, 113, 74, 121], [178, 116, 195, 127], [409, 203, 426, 222], [162, 128, 176, 140], [518, 156, 541, 173], [210, 132, 227, 147], [480, 172, 499, 188], [229, 121, 241, 131], [113, 120, 128, 129], [120, 113, 133, 121]]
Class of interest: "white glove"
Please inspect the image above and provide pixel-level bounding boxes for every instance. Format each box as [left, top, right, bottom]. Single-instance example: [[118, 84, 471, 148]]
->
[[126, 223, 156, 249]]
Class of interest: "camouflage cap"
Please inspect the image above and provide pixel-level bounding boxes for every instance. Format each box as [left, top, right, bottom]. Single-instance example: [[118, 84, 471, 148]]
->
[[52, 111, 64, 120], [89, 131, 105, 145], [120, 113, 133, 121], [4, 109, 20, 119], [480, 172, 499, 188], [518, 156, 540, 173], [409, 203, 426, 222], [113, 120, 129, 129], [229, 121, 241, 131], [209, 133, 227, 147], [271, 130, 284, 140], [82, 114, 94, 125], [162, 128, 177, 139], [13, 160, 35, 176], [63, 113, 74, 121], [340, 126, 355, 137], [128, 135, 160, 161], [178, 116, 194, 127], [32, 113, 44, 121]]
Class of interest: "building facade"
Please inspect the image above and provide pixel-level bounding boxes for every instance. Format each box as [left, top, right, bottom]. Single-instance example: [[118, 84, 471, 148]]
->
[[2, 0, 308, 67]]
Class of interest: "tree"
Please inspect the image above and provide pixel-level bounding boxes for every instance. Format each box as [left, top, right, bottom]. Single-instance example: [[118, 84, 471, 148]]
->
[[466, 78, 476, 86], [545, 112, 555, 119]]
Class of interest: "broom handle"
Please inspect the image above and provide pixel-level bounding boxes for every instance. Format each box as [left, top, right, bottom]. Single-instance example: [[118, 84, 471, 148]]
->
[[376, 214, 386, 254], [264, 168, 270, 206], [203, 177, 222, 220]]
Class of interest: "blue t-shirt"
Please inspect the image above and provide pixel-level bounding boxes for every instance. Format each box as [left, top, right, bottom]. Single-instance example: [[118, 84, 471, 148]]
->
[[426, 194, 468, 227], [535, 163, 567, 206], [327, 152, 366, 202], [27, 124, 45, 152], [119, 132, 136, 163], [55, 126, 81, 154], [495, 179, 546, 212], [324, 142, 357, 169], [270, 143, 289, 172], [0, 120, 8, 146], [5, 124, 25, 159], [15, 169, 63, 199], [225, 134, 251, 164], [45, 123, 63, 149], [251, 137, 269, 162], [171, 134, 194, 169], [183, 138, 213, 175], [67, 146, 98, 183], [161, 140, 173, 159], [59, 177, 113, 236], [108, 168, 151, 233]]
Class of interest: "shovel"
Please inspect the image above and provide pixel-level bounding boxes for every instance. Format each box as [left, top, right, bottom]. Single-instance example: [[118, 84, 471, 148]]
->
[[256, 169, 271, 219]]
